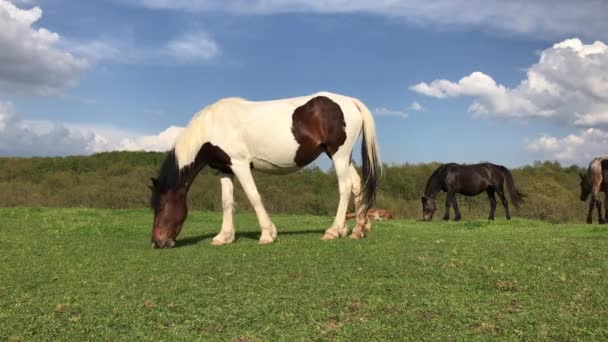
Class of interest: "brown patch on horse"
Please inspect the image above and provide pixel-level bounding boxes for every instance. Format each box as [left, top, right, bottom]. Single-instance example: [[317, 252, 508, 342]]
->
[[346, 208, 394, 221], [291, 96, 347, 166], [197, 142, 232, 174]]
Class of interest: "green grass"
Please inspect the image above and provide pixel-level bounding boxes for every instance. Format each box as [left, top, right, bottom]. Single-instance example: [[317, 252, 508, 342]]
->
[[1, 208, 608, 341]]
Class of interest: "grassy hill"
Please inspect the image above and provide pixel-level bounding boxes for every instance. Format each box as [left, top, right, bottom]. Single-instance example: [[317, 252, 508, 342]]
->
[[0, 152, 590, 222], [1, 208, 607, 340]]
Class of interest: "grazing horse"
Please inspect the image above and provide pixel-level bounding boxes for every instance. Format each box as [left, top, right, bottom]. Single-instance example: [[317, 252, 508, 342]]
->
[[579, 157, 608, 224], [149, 92, 381, 248], [421, 163, 524, 221], [346, 208, 394, 221]]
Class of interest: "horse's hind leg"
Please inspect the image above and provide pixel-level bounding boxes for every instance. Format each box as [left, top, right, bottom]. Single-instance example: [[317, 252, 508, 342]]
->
[[230, 161, 277, 244], [497, 187, 511, 220], [323, 155, 352, 240], [596, 196, 605, 224], [586, 197, 594, 224], [486, 189, 497, 221], [212, 174, 236, 245], [349, 165, 370, 239], [604, 191, 608, 224], [442, 191, 453, 221]]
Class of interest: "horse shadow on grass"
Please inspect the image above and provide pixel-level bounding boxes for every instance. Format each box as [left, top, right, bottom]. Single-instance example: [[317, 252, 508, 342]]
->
[[175, 228, 327, 248]]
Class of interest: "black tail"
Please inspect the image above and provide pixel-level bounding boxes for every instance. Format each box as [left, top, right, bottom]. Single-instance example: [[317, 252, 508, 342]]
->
[[498, 165, 525, 208], [354, 98, 381, 212], [361, 133, 380, 210]]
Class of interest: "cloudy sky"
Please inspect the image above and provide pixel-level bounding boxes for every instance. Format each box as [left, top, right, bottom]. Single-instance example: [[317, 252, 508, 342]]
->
[[1, 0, 607, 166]]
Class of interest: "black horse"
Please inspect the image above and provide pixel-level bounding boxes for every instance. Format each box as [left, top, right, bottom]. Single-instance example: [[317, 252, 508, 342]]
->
[[579, 157, 608, 224], [421, 163, 525, 221]]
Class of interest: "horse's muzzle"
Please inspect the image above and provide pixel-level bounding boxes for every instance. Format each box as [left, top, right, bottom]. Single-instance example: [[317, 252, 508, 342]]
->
[[152, 239, 176, 249]]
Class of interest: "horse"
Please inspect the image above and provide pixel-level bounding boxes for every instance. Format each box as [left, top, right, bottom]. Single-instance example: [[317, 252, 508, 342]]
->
[[579, 157, 608, 224], [421, 163, 524, 221], [346, 208, 394, 221], [149, 92, 381, 248]]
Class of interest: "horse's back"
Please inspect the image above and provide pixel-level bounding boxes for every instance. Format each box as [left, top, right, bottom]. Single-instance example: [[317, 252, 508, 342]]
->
[[443, 163, 498, 195], [210, 92, 363, 172]]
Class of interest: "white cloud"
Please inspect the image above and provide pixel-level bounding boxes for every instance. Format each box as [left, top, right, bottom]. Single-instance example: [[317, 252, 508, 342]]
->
[[411, 38, 608, 127], [94, 125, 184, 152], [374, 107, 408, 119], [62, 38, 127, 63], [61, 30, 221, 65], [410, 101, 423, 111], [166, 31, 221, 62], [120, 0, 608, 40], [0, 0, 89, 95], [526, 129, 608, 163], [0, 100, 183, 157], [0, 101, 94, 156]]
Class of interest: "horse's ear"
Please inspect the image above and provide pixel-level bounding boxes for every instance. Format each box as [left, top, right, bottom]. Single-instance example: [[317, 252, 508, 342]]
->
[[150, 177, 159, 188]]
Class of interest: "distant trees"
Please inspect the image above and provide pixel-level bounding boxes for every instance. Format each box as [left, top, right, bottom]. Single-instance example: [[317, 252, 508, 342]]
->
[[0, 152, 588, 222]]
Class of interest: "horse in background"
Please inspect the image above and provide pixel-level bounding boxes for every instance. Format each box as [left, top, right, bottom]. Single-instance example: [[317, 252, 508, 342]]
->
[[421, 163, 525, 221], [346, 208, 394, 221], [149, 92, 381, 248], [579, 157, 608, 224]]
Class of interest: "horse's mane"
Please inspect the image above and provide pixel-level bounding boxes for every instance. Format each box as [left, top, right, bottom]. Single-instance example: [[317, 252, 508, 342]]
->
[[150, 149, 180, 210], [424, 164, 451, 196]]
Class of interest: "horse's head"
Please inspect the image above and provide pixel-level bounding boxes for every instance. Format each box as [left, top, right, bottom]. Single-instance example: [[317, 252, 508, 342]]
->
[[579, 173, 592, 202], [149, 177, 188, 248], [421, 195, 436, 221]]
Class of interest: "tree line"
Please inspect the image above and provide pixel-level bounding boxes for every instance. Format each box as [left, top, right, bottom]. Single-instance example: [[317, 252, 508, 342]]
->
[[0, 151, 588, 223]]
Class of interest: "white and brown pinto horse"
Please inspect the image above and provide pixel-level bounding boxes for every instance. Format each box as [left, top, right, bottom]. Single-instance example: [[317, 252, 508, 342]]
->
[[150, 92, 381, 248]]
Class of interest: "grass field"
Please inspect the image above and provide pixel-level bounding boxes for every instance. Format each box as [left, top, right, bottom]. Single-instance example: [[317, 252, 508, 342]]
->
[[1, 208, 608, 341]]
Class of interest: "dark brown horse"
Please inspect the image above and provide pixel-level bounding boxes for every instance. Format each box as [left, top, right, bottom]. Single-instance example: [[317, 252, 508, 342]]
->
[[421, 163, 524, 221], [579, 157, 608, 224]]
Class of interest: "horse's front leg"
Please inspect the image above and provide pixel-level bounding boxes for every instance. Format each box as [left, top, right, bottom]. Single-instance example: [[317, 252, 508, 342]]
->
[[324, 156, 352, 240], [212, 174, 236, 246], [442, 191, 453, 221], [230, 161, 277, 244]]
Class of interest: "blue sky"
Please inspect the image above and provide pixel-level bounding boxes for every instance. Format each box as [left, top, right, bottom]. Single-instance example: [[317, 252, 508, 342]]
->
[[1, 0, 608, 167]]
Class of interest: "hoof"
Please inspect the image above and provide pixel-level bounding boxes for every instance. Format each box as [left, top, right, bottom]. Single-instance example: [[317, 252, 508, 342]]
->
[[211, 238, 232, 246], [259, 235, 275, 244], [321, 232, 338, 241], [454, 216, 461, 222], [586, 218, 592, 224], [211, 233, 234, 246], [350, 231, 365, 239], [442, 217, 449, 221]]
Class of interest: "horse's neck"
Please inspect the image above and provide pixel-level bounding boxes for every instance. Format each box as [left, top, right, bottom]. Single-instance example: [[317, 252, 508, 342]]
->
[[176, 156, 208, 191], [424, 174, 442, 199]]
